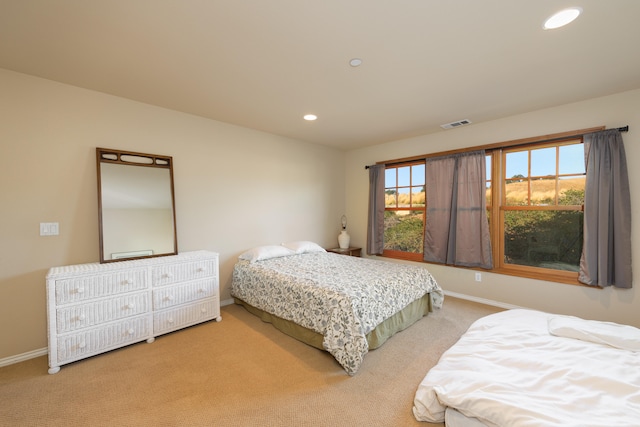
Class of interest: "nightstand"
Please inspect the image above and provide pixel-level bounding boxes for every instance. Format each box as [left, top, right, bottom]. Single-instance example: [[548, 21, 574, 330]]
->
[[327, 247, 362, 257]]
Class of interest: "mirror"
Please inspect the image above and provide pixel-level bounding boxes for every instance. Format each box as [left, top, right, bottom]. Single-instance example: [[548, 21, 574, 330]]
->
[[96, 148, 178, 263]]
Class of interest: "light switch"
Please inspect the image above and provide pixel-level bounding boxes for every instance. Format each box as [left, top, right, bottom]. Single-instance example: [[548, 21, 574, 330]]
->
[[40, 222, 59, 236]]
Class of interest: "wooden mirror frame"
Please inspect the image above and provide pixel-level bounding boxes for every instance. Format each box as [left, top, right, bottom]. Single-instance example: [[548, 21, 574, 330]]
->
[[96, 148, 178, 263]]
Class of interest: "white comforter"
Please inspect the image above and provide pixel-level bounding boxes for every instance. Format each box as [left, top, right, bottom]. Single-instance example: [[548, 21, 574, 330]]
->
[[413, 309, 640, 426]]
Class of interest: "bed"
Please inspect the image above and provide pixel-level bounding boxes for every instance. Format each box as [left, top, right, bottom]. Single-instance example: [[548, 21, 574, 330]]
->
[[230, 241, 443, 375], [413, 308, 640, 426]]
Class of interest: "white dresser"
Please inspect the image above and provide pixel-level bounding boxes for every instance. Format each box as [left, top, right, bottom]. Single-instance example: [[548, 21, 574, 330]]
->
[[46, 250, 220, 374]]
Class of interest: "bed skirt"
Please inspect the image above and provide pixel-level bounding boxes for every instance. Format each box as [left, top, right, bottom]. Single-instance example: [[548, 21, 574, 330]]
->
[[234, 293, 433, 351]]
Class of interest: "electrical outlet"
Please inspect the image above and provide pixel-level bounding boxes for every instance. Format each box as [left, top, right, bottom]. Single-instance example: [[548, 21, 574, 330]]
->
[[40, 222, 59, 236], [475, 272, 482, 282]]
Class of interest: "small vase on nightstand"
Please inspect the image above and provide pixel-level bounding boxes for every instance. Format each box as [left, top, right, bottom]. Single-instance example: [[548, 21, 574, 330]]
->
[[338, 230, 351, 249]]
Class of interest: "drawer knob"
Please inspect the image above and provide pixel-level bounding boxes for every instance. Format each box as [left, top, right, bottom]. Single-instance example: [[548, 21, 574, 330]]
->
[[168, 317, 174, 324], [201, 308, 207, 313], [125, 303, 135, 310], [127, 328, 135, 335], [123, 279, 133, 285], [75, 288, 84, 294], [163, 273, 173, 279], [197, 267, 207, 272], [77, 314, 86, 321], [78, 342, 86, 349], [164, 295, 174, 301]]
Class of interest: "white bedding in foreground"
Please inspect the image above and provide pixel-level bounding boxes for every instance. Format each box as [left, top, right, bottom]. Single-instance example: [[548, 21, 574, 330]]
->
[[413, 309, 640, 427]]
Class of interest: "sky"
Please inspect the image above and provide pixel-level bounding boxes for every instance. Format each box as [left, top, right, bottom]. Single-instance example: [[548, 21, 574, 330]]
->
[[505, 143, 585, 179]]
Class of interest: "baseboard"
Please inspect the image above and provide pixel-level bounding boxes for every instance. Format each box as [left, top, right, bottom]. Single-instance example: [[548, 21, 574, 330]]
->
[[0, 347, 48, 368], [0, 295, 507, 368], [221, 298, 234, 306], [444, 290, 522, 311]]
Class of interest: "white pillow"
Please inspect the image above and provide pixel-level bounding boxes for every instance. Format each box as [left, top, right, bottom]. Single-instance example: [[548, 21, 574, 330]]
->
[[238, 245, 295, 263], [281, 241, 327, 254], [548, 315, 640, 352]]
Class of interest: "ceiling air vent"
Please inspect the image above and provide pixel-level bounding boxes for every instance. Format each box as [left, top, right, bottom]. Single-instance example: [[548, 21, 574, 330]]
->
[[440, 119, 472, 130]]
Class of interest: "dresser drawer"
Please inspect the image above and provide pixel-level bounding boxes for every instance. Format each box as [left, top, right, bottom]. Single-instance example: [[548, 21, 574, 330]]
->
[[55, 291, 150, 334], [54, 269, 148, 305], [152, 259, 216, 287], [56, 315, 151, 365], [153, 298, 219, 335], [152, 278, 216, 310]]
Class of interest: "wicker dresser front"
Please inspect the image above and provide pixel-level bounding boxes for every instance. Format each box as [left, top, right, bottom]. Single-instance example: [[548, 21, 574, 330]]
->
[[46, 251, 220, 374]]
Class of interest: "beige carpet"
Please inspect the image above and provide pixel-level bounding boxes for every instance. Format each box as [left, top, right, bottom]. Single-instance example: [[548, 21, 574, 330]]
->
[[1, 297, 500, 427]]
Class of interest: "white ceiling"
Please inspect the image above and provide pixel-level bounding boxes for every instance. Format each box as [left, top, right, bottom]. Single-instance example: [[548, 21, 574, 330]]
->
[[1, 1, 639, 150]]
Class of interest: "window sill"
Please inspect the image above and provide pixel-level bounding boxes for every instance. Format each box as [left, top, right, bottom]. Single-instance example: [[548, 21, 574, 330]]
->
[[378, 254, 590, 287], [491, 266, 585, 287], [380, 250, 423, 262]]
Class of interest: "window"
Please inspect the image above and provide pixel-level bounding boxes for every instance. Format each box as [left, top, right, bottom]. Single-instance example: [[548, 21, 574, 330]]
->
[[383, 162, 425, 261], [494, 139, 584, 281], [380, 131, 590, 284]]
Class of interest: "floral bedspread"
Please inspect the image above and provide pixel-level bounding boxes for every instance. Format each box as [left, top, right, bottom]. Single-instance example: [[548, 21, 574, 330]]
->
[[231, 252, 443, 375]]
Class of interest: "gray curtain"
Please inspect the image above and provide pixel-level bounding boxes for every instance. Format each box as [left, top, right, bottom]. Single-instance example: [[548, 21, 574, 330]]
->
[[424, 151, 493, 268], [579, 129, 632, 288], [366, 164, 385, 255]]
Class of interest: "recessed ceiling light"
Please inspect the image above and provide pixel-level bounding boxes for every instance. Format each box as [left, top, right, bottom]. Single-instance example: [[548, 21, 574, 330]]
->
[[303, 114, 317, 121], [543, 7, 582, 30], [349, 58, 362, 67]]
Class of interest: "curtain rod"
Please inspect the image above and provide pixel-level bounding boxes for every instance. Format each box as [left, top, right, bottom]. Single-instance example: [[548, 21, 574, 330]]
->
[[364, 125, 629, 169]]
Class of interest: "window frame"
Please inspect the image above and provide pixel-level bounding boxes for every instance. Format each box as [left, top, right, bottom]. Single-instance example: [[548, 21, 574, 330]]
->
[[382, 161, 426, 262], [488, 138, 585, 284], [376, 127, 603, 285]]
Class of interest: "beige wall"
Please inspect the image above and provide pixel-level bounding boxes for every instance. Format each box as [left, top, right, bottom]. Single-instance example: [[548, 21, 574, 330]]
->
[[2, 65, 639, 362], [346, 89, 640, 327], [0, 69, 346, 360]]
